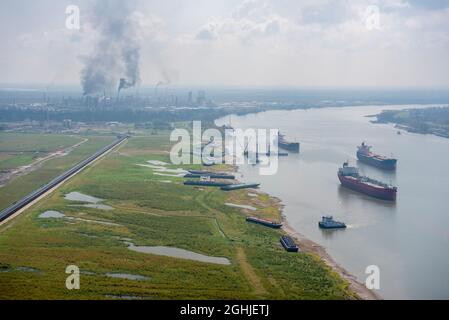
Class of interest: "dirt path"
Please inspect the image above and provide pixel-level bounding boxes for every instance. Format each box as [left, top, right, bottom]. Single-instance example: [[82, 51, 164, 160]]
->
[[0, 138, 127, 229], [218, 164, 380, 300], [236, 247, 267, 296], [0, 138, 88, 188]]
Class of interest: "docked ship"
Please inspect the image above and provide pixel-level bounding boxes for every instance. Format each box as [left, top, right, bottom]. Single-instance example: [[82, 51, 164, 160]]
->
[[277, 132, 300, 153], [338, 162, 397, 201], [318, 216, 346, 229], [356, 142, 397, 170]]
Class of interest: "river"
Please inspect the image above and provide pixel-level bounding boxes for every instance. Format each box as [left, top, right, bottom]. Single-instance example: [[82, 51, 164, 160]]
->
[[216, 104, 449, 299]]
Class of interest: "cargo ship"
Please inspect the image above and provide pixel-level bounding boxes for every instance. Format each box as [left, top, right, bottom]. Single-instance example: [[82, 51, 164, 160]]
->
[[338, 162, 397, 201], [246, 216, 282, 229], [356, 142, 397, 170], [277, 132, 300, 153]]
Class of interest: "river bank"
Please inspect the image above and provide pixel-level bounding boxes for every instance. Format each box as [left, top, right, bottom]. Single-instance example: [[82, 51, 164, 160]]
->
[[216, 105, 449, 299], [372, 106, 449, 139], [218, 162, 379, 300], [281, 217, 380, 300]]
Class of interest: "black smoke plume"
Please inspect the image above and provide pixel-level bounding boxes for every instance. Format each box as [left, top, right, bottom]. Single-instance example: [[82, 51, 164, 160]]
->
[[81, 0, 141, 96]]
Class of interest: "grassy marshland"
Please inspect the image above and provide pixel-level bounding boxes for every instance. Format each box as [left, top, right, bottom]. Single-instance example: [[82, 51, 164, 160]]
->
[[0, 135, 356, 300]]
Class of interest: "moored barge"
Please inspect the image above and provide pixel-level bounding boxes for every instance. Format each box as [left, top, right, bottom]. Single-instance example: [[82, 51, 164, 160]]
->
[[221, 183, 260, 191], [280, 235, 299, 252], [246, 216, 282, 229]]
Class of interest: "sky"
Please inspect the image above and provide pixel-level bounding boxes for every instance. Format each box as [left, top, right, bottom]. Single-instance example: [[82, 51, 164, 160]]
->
[[1, 0, 449, 89]]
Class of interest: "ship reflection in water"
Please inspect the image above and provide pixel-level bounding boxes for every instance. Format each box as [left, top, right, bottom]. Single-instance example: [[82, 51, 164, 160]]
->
[[337, 185, 397, 209]]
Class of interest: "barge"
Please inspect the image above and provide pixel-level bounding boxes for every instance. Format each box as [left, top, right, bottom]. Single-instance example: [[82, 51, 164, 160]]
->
[[221, 183, 260, 191], [184, 173, 235, 179], [280, 235, 299, 252], [184, 180, 233, 187], [246, 216, 282, 229]]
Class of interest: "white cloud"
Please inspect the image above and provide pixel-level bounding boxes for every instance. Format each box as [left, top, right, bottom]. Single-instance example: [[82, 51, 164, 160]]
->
[[1, 0, 449, 87], [195, 0, 293, 42]]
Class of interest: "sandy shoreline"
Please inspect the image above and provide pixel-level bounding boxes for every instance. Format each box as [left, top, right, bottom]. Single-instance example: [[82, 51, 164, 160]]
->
[[256, 190, 380, 300], [280, 215, 380, 300]]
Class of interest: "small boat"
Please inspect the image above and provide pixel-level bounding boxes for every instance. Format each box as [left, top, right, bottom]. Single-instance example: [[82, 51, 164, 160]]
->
[[318, 216, 347, 229], [246, 216, 282, 229], [280, 235, 299, 252]]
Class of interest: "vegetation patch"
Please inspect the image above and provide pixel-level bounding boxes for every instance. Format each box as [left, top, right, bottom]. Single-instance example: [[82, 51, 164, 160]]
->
[[0, 134, 355, 300]]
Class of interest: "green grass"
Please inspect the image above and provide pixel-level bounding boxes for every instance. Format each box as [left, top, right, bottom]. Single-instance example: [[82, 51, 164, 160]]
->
[[0, 134, 355, 300], [0, 133, 82, 153], [0, 133, 83, 171], [0, 135, 114, 211], [0, 154, 36, 171]]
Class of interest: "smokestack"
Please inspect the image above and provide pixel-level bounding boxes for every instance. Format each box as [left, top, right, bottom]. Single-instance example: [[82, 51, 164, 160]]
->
[[154, 81, 164, 98]]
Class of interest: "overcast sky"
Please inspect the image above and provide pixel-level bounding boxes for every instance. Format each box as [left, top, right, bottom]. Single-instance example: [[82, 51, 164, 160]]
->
[[1, 0, 449, 88]]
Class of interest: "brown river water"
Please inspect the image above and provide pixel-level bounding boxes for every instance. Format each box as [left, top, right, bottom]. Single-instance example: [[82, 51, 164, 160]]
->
[[217, 104, 449, 299]]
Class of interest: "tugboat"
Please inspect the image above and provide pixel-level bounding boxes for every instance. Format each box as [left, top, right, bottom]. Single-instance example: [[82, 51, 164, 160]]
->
[[338, 162, 397, 201], [356, 142, 397, 170], [318, 216, 346, 229]]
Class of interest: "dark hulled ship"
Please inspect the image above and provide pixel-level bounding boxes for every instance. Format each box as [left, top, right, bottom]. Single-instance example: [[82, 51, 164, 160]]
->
[[356, 142, 397, 170], [277, 132, 300, 153]]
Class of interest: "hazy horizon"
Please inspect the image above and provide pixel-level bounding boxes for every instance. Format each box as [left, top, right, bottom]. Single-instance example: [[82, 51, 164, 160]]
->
[[1, 0, 449, 92]]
